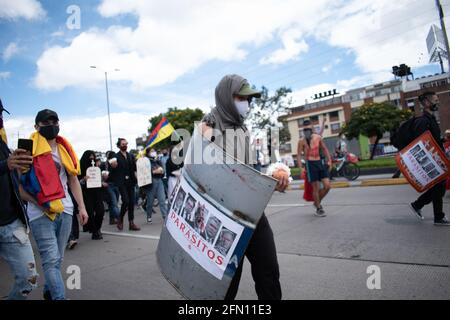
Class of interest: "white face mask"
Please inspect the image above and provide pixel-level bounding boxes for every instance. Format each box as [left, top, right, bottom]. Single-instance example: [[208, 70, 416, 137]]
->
[[150, 151, 157, 158], [234, 99, 249, 117]]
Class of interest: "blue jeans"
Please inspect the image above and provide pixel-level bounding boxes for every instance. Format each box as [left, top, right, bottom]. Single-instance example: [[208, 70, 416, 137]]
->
[[0, 219, 38, 300], [30, 213, 72, 300], [145, 178, 168, 219], [106, 184, 120, 220]]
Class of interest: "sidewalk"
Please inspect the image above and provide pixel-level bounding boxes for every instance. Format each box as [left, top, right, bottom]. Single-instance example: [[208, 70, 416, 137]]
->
[[289, 173, 409, 189]]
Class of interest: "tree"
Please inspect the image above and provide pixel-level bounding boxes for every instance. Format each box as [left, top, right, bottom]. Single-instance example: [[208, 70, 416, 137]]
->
[[247, 86, 292, 144], [342, 102, 412, 160], [146, 107, 204, 149]]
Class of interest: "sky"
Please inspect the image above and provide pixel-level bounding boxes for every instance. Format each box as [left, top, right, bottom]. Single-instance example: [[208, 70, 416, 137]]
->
[[1, 0, 449, 156]]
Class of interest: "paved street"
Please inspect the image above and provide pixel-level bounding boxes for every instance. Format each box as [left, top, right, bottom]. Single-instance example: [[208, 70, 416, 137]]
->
[[1, 184, 449, 300]]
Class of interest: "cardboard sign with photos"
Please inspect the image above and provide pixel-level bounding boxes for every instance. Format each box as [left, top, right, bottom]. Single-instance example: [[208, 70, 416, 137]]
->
[[395, 131, 450, 193]]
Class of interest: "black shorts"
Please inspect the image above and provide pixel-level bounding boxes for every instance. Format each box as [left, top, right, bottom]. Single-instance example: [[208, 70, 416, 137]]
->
[[306, 160, 329, 182]]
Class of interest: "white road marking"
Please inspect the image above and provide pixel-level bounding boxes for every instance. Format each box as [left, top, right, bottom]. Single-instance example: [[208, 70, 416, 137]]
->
[[102, 231, 160, 240], [267, 204, 311, 207]]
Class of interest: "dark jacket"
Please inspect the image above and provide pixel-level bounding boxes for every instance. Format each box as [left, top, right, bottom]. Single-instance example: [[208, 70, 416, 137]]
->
[[149, 157, 164, 179], [109, 151, 137, 187], [412, 111, 444, 151], [0, 139, 28, 227], [166, 154, 183, 178]]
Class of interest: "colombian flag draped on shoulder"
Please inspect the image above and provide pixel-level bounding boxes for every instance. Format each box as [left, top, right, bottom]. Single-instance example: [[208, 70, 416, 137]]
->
[[146, 117, 175, 149], [20, 132, 80, 220]]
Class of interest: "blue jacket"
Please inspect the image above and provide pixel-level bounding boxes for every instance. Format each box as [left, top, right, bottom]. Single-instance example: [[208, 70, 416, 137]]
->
[[0, 139, 29, 227]]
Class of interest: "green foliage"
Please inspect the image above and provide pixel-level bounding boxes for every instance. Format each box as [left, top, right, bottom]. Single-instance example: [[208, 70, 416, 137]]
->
[[248, 86, 293, 131], [343, 102, 412, 140], [342, 102, 412, 160]]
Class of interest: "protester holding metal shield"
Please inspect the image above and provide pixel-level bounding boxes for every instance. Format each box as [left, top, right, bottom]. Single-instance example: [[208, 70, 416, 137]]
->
[[409, 92, 449, 226], [201, 74, 288, 300]]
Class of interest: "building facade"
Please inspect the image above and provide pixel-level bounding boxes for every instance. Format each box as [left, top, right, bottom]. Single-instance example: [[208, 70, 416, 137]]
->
[[280, 73, 450, 165]]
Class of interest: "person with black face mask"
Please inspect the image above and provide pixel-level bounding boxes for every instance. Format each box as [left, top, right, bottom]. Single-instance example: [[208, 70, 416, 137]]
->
[[110, 138, 140, 231], [79, 150, 105, 239], [409, 91, 449, 226], [19, 109, 88, 300]]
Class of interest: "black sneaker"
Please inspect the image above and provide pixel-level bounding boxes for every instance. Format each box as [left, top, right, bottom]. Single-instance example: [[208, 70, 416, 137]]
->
[[434, 216, 450, 226], [409, 203, 424, 220], [314, 207, 326, 217], [43, 290, 52, 300]]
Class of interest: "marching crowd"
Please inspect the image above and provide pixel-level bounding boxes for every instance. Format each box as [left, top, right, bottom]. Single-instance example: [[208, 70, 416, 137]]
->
[[0, 78, 448, 301]]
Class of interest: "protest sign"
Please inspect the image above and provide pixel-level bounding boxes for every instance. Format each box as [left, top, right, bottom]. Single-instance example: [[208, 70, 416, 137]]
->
[[395, 131, 449, 193], [157, 126, 277, 299], [86, 165, 101, 189], [136, 157, 152, 187]]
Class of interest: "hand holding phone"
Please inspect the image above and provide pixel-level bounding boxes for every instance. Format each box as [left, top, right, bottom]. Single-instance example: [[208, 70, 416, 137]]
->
[[8, 149, 33, 172], [18, 139, 33, 155]]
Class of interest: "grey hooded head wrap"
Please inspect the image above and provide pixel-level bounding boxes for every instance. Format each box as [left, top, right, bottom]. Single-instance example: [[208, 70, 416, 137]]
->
[[204, 74, 248, 132]]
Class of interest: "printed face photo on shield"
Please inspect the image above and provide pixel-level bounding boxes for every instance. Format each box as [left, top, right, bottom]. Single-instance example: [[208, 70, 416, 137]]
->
[[172, 187, 186, 215], [409, 144, 421, 156], [214, 227, 237, 256], [414, 150, 426, 161], [427, 169, 440, 179], [202, 216, 222, 244], [181, 194, 196, 221], [191, 203, 208, 234]]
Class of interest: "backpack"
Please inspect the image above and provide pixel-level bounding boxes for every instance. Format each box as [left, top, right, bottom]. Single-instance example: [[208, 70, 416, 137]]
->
[[390, 116, 417, 150]]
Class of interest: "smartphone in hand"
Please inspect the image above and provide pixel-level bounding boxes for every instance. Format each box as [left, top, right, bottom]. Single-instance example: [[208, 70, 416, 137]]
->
[[18, 138, 33, 155]]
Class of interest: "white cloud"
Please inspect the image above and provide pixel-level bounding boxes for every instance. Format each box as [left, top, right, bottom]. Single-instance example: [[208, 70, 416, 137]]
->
[[4, 112, 150, 156], [34, 0, 443, 92], [34, 0, 331, 90], [51, 30, 64, 38], [0, 71, 11, 80], [260, 29, 309, 65], [3, 42, 20, 62], [0, 0, 46, 20], [321, 58, 342, 73]]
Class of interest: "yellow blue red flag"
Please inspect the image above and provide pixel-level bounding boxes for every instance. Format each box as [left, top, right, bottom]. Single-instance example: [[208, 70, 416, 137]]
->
[[146, 117, 175, 149]]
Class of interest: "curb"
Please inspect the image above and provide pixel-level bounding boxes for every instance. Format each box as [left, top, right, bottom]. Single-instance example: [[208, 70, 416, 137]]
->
[[292, 178, 408, 190]]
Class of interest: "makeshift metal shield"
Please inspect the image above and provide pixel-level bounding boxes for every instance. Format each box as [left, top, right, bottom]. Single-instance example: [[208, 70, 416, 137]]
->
[[157, 126, 277, 299]]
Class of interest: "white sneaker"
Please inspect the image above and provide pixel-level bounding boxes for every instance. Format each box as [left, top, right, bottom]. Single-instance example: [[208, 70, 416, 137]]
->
[[147, 217, 152, 224]]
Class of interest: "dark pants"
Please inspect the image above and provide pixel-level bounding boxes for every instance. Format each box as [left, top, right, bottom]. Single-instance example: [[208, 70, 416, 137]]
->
[[69, 202, 79, 241], [69, 213, 79, 241], [119, 184, 135, 222], [162, 177, 168, 197], [225, 214, 281, 300], [82, 187, 105, 233], [413, 181, 446, 221]]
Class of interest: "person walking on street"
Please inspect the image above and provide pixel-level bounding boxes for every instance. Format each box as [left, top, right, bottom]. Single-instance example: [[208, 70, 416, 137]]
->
[[409, 91, 449, 226], [103, 151, 120, 225], [79, 150, 105, 239], [19, 109, 88, 300], [201, 74, 288, 300], [0, 101, 38, 299], [160, 148, 169, 196], [110, 138, 140, 231], [166, 143, 184, 198], [297, 122, 332, 217], [144, 148, 168, 224]]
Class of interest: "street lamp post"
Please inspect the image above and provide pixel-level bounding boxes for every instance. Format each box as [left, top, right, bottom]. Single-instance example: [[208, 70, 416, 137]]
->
[[90, 66, 119, 151]]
